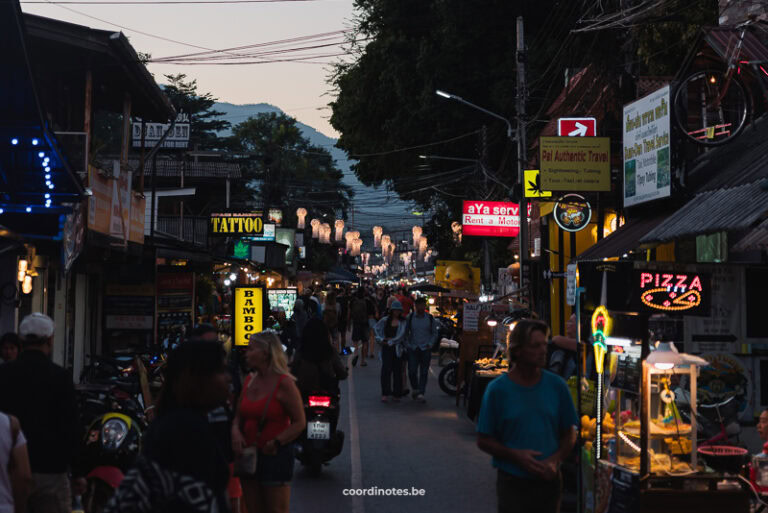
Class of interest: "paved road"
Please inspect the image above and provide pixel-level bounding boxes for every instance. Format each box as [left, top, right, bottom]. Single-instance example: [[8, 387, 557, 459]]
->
[[290, 348, 497, 513]]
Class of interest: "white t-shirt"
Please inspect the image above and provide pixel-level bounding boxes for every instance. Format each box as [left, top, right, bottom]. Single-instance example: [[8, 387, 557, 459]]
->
[[0, 412, 27, 513]]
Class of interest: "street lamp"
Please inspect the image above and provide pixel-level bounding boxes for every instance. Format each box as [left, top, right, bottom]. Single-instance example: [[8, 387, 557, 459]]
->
[[436, 88, 527, 296], [435, 90, 514, 139]]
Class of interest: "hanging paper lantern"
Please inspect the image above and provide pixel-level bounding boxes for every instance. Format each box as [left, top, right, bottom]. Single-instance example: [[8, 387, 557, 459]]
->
[[335, 220, 345, 242], [345, 232, 355, 252], [418, 236, 428, 259], [451, 221, 462, 244], [381, 235, 391, 251], [321, 223, 332, 244], [424, 249, 433, 262], [373, 226, 383, 247], [412, 226, 423, 248], [310, 219, 321, 239], [296, 208, 307, 229]]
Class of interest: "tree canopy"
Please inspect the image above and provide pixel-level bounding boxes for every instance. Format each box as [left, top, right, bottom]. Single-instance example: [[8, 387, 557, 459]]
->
[[162, 73, 230, 150]]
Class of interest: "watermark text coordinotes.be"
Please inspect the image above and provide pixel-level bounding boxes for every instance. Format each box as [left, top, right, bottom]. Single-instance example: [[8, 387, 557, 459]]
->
[[343, 487, 426, 497]]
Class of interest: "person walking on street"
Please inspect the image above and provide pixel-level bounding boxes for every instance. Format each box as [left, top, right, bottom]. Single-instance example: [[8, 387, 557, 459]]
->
[[349, 289, 370, 367], [373, 302, 407, 403], [322, 293, 341, 353], [0, 411, 32, 513], [0, 334, 20, 364], [405, 297, 438, 402], [476, 319, 578, 513], [395, 288, 414, 316], [0, 313, 81, 513], [104, 341, 233, 512], [232, 332, 306, 513], [336, 288, 351, 355]]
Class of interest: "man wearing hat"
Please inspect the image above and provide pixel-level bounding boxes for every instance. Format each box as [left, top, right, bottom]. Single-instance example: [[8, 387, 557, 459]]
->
[[0, 313, 80, 513]]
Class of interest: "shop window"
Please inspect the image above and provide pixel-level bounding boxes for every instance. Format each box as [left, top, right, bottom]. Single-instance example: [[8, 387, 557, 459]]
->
[[696, 232, 727, 263]]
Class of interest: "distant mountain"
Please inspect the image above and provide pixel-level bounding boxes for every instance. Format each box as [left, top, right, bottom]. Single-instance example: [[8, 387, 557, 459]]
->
[[215, 102, 414, 234]]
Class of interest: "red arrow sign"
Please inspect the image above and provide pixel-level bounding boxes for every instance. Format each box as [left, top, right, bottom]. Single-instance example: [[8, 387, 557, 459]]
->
[[558, 117, 597, 137]]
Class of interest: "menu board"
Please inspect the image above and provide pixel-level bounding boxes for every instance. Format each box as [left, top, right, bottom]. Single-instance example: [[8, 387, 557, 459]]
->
[[611, 348, 641, 394], [268, 289, 298, 320]]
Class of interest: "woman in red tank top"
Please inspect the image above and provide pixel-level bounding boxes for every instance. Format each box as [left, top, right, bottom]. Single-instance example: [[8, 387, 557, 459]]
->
[[232, 332, 305, 513]]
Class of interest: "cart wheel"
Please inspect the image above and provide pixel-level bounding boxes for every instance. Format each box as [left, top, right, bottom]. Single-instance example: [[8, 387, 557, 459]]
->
[[439, 363, 458, 396]]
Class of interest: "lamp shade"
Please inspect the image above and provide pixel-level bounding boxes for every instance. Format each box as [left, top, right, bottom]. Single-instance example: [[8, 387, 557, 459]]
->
[[647, 342, 709, 369]]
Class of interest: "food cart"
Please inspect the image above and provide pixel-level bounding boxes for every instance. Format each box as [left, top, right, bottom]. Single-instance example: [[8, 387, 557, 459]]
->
[[577, 261, 750, 513]]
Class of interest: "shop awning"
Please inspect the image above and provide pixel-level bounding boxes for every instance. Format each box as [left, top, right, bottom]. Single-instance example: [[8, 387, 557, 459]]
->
[[640, 181, 768, 243], [575, 212, 671, 261]]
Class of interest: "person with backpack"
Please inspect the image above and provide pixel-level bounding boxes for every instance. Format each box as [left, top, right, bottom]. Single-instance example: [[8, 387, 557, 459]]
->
[[404, 297, 439, 402], [349, 289, 371, 367], [322, 293, 341, 353]]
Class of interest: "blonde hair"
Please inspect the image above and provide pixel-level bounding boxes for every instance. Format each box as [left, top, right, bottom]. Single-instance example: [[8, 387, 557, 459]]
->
[[249, 331, 295, 379], [506, 319, 550, 362]]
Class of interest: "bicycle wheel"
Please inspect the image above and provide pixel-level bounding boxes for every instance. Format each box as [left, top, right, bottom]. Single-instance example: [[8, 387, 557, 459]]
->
[[673, 69, 750, 146]]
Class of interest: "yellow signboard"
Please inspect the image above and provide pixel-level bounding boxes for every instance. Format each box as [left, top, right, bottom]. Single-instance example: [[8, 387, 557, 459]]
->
[[233, 287, 264, 346], [524, 169, 552, 198], [209, 212, 264, 237], [539, 137, 611, 191]]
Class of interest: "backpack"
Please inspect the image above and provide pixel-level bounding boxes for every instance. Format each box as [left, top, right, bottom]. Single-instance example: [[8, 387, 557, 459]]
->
[[350, 298, 368, 323], [323, 305, 339, 329]]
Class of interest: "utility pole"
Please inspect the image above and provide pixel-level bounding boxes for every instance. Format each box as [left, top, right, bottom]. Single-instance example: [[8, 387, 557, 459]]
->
[[480, 125, 492, 292], [516, 16, 529, 299]]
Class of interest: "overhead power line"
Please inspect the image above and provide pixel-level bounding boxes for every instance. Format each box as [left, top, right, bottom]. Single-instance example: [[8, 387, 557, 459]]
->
[[25, 0, 321, 3]]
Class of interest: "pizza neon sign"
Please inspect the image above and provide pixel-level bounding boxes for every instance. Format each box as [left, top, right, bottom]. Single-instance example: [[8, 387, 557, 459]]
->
[[637, 272, 706, 313]]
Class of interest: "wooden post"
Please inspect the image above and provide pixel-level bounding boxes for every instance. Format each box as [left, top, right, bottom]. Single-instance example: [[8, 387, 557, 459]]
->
[[120, 92, 131, 166]]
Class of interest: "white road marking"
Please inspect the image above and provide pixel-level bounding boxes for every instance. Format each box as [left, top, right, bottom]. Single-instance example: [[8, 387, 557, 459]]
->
[[347, 360, 365, 513]]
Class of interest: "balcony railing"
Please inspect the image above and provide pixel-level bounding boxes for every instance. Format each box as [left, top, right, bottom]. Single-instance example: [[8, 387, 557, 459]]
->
[[155, 216, 208, 246]]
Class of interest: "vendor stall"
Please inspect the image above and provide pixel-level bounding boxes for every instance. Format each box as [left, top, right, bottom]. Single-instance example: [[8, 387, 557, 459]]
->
[[577, 261, 751, 513]]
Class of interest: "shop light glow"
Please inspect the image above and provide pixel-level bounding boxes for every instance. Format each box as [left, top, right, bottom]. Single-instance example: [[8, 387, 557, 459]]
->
[[22, 275, 32, 294], [18, 259, 28, 273]]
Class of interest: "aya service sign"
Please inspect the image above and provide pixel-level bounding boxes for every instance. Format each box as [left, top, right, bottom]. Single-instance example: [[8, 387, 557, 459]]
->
[[623, 85, 671, 207], [462, 201, 532, 237]]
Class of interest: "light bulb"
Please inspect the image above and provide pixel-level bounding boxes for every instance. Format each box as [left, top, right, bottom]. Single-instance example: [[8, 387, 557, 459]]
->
[[45, 167, 50, 172], [25, 207, 31, 213], [44, 194, 50, 199], [229, 273, 237, 281], [17, 271, 26, 282], [18, 259, 28, 273], [11, 138, 18, 145], [31, 139, 38, 146], [38, 152, 44, 158], [223, 279, 231, 286]]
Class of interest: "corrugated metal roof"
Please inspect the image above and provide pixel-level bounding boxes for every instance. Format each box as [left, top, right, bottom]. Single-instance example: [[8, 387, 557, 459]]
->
[[732, 217, 768, 252], [640, 181, 768, 243], [126, 159, 241, 179], [576, 211, 671, 261]]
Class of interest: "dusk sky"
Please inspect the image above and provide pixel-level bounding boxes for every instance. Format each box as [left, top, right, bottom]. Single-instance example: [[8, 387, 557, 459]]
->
[[22, 0, 357, 137]]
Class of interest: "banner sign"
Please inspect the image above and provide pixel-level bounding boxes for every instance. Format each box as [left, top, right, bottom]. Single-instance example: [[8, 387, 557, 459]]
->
[[623, 85, 671, 207], [462, 200, 532, 237], [539, 136, 611, 191], [131, 113, 190, 149], [209, 212, 264, 237], [554, 194, 592, 232], [267, 288, 298, 320], [87, 163, 145, 244], [233, 286, 264, 346]]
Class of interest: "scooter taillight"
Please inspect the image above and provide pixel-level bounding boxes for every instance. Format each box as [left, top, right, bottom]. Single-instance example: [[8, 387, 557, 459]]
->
[[309, 396, 331, 408]]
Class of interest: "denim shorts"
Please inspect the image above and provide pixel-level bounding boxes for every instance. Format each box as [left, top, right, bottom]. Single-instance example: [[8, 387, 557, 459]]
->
[[253, 444, 295, 486]]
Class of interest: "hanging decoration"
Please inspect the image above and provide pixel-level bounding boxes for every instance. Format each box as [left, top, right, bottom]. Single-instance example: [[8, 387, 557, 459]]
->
[[320, 223, 332, 244], [310, 219, 321, 239], [418, 236, 428, 259], [334, 220, 345, 242], [296, 208, 307, 229], [424, 249, 433, 262], [373, 226, 383, 247], [412, 226, 423, 248], [345, 232, 355, 252]]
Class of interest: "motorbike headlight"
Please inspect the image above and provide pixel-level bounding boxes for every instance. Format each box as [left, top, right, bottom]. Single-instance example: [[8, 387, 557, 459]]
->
[[101, 418, 129, 451]]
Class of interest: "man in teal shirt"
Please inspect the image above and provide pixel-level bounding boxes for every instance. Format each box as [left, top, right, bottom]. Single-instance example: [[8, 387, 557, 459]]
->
[[477, 319, 578, 513]]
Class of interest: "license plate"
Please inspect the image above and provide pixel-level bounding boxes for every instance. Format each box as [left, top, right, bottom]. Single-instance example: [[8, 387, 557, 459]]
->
[[307, 421, 330, 440]]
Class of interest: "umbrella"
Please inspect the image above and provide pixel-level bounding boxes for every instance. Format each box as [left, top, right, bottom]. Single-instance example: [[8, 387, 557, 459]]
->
[[408, 283, 450, 294]]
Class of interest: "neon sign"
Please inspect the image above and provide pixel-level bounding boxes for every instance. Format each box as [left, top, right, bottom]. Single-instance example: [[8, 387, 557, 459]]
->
[[634, 270, 710, 315]]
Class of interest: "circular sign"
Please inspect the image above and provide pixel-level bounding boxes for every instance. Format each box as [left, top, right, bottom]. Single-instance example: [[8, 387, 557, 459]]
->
[[554, 194, 592, 232]]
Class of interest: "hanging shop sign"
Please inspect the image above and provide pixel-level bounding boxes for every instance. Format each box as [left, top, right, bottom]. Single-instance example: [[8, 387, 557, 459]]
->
[[553, 194, 592, 232], [557, 117, 597, 137], [233, 286, 264, 346], [462, 200, 532, 237], [248, 223, 275, 242], [539, 136, 611, 191], [632, 269, 710, 315], [209, 212, 264, 237], [524, 169, 552, 198], [623, 85, 671, 208]]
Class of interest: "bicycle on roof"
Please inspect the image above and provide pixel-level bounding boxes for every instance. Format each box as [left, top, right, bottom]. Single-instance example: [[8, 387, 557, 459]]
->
[[673, 17, 768, 146]]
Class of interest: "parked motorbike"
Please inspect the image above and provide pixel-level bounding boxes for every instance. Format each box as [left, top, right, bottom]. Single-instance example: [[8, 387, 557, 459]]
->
[[295, 392, 344, 474], [436, 316, 462, 395]]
